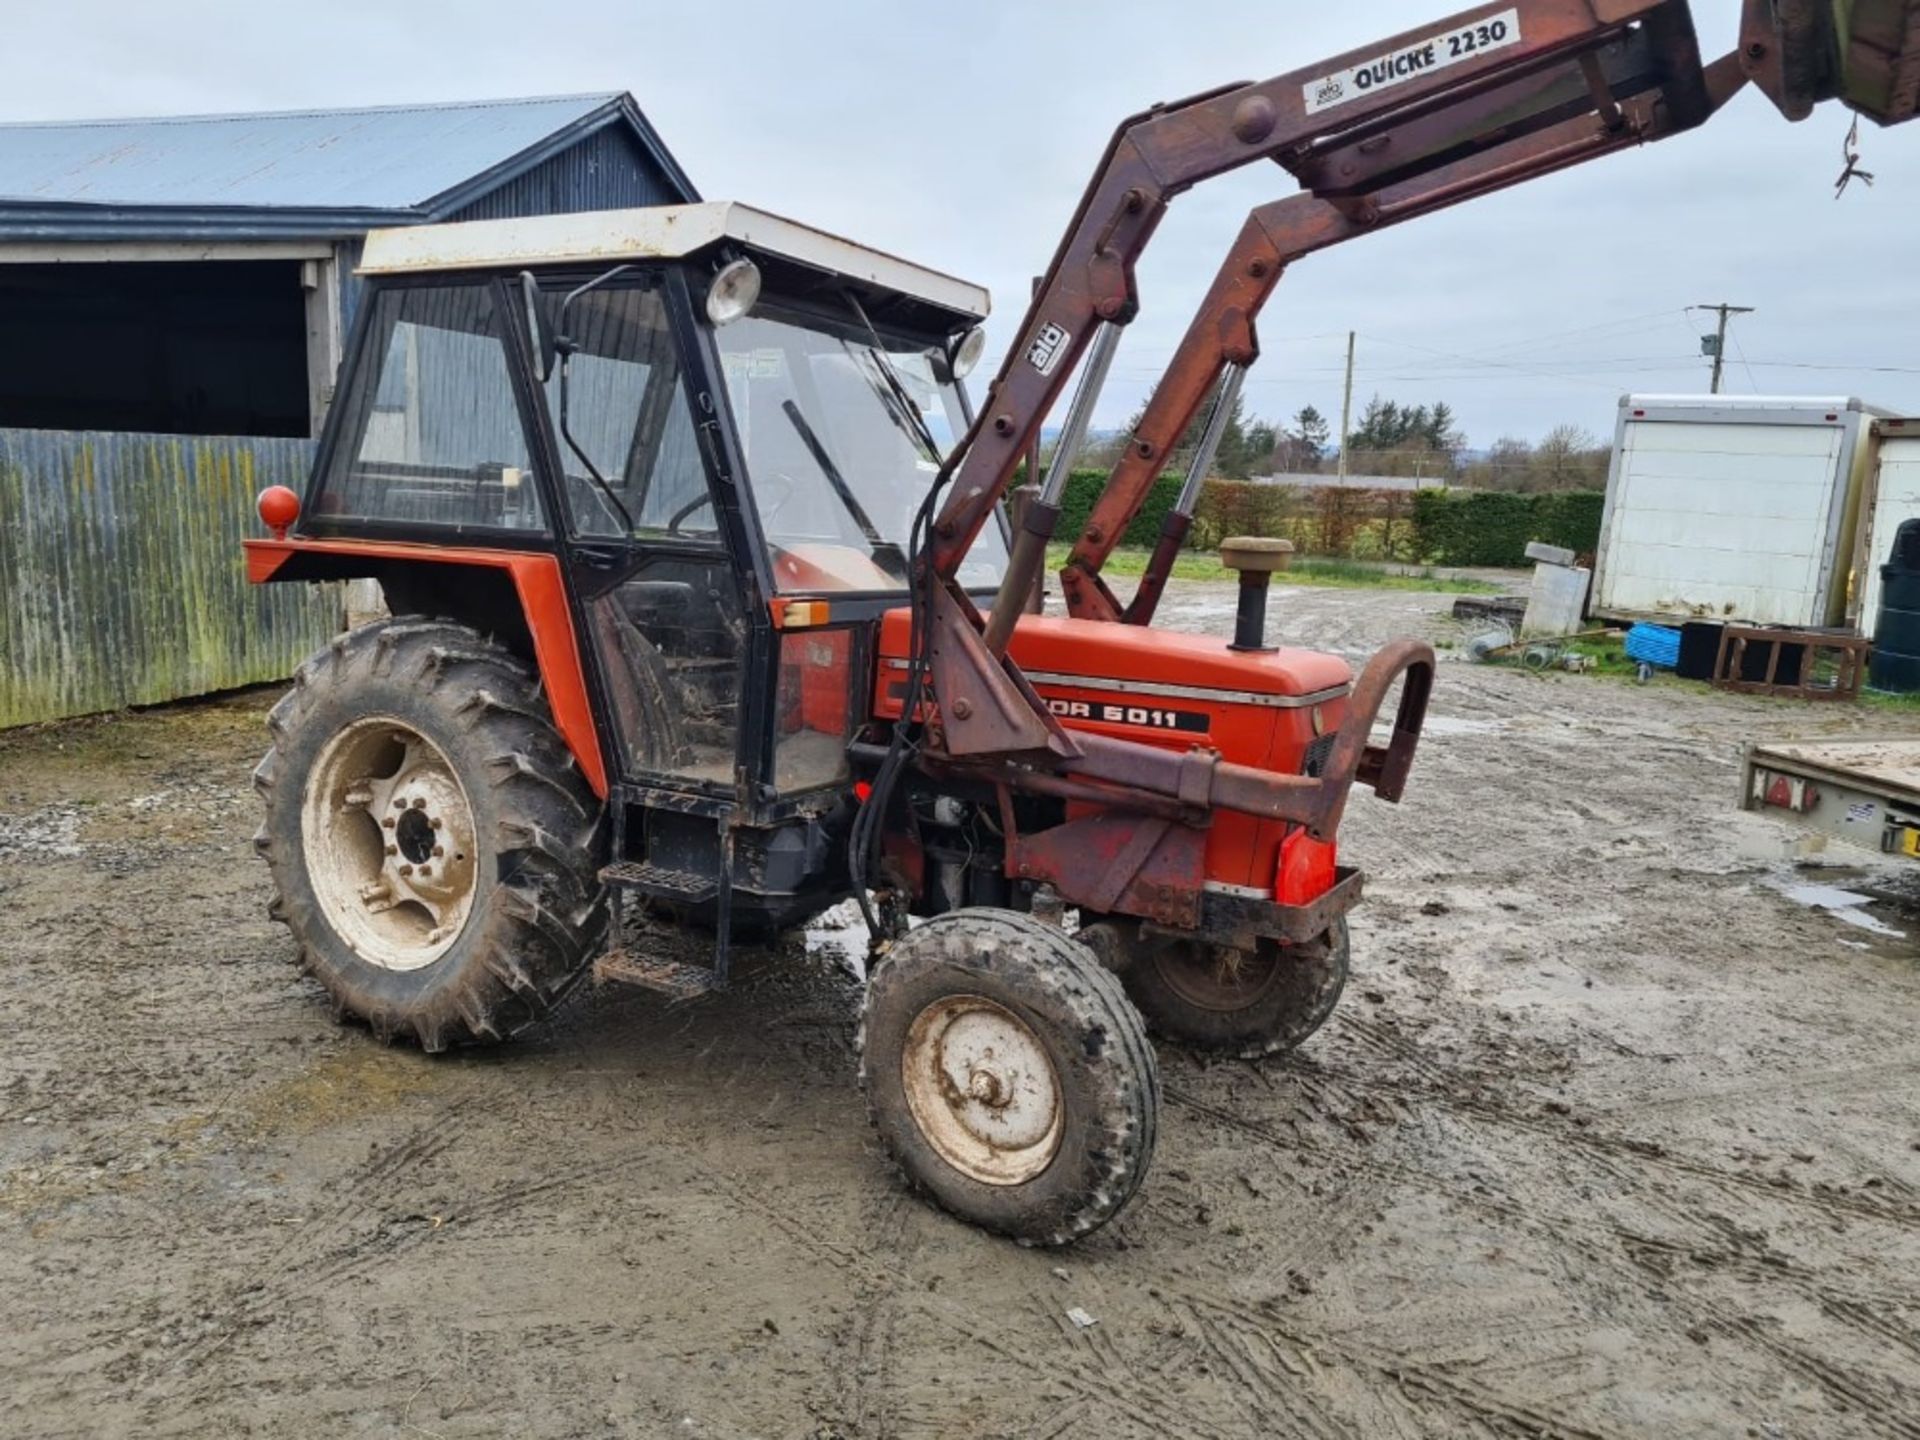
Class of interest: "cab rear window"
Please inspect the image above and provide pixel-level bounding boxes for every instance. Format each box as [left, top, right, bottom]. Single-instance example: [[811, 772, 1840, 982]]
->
[[311, 282, 545, 534]]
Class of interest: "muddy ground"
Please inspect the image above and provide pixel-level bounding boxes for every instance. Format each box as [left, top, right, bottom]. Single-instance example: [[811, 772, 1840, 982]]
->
[[3, 577, 1919, 1440]]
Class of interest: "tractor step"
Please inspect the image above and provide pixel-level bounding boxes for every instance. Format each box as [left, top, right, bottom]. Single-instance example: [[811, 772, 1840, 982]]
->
[[599, 861, 720, 904], [593, 948, 719, 999]]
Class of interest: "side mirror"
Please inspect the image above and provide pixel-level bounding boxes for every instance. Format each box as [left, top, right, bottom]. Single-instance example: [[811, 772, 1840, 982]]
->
[[519, 271, 558, 383]]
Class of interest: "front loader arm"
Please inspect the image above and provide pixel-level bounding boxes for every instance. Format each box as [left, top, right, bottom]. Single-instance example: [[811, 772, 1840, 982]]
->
[[929, 1, 1717, 600], [907, 0, 1803, 835], [1062, 15, 1738, 623]]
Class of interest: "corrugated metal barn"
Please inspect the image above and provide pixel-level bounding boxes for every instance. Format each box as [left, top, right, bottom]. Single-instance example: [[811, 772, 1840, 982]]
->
[[0, 94, 696, 727]]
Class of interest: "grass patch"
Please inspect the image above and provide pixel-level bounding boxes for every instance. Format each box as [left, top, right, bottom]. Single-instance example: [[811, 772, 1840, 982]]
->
[[1044, 545, 1500, 594], [1858, 687, 1920, 711], [1560, 635, 1641, 678]]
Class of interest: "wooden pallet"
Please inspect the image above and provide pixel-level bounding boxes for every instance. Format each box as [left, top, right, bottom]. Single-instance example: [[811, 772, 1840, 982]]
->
[[1711, 624, 1870, 701]]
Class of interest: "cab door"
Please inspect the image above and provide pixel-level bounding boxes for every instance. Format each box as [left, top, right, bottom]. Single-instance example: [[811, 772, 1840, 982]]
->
[[526, 272, 753, 792]]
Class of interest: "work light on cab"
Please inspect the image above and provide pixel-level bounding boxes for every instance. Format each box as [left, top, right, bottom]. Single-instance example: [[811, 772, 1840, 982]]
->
[[950, 325, 986, 379], [705, 257, 761, 326]]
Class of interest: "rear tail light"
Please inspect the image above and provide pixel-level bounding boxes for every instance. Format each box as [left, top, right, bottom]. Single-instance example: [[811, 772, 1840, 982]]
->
[[1276, 829, 1337, 905]]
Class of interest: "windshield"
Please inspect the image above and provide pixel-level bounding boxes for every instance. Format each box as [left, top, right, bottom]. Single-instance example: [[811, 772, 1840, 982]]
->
[[715, 300, 1008, 593]]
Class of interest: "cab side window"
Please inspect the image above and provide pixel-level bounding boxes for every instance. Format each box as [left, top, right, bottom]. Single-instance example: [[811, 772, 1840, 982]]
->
[[314, 283, 543, 533], [536, 284, 711, 540]]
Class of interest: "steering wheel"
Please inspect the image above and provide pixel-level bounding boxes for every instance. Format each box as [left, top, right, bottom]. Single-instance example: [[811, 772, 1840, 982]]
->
[[665, 473, 798, 536], [664, 493, 714, 535]]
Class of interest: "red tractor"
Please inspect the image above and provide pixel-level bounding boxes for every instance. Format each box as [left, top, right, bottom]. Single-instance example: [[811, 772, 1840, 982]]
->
[[247, 0, 1914, 1241]]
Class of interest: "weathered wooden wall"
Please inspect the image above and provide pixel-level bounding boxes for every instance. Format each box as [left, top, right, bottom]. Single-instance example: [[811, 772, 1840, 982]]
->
[[0, 429, 340, 728]]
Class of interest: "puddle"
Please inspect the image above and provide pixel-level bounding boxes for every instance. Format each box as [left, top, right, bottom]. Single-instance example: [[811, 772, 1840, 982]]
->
[[805, 900, 874, 982], [1765, 869, 1916, 938]]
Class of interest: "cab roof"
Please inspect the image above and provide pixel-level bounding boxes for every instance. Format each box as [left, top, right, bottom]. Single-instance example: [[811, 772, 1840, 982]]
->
[[358, 200, 989, 326]]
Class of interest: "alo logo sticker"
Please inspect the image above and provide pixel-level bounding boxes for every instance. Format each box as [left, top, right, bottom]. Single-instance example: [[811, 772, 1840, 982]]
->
[[1026, 322, 1071, 376]]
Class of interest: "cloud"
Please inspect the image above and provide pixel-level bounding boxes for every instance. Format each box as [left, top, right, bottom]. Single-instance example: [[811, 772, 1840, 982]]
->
[[6, 0, 1915, 446]]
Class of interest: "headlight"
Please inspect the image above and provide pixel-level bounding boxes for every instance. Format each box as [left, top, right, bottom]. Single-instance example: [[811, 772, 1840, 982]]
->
[[950, 325, 987, 379], [706, 258, 761, 327]]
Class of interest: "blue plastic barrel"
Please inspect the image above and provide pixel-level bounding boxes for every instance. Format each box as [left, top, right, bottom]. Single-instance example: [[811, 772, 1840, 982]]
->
[[1623, 623, 1682, 670]]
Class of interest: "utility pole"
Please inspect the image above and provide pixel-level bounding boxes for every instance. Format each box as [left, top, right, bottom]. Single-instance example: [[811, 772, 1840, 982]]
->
[[1338, 330, 1355, 481], [1696, 303, 1754, 394]]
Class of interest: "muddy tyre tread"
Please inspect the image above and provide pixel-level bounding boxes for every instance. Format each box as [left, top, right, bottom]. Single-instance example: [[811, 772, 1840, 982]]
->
[[254, 617, 606, 1052], [1120, 918, 1350, 1061], [860, 908, 1159, 1247]]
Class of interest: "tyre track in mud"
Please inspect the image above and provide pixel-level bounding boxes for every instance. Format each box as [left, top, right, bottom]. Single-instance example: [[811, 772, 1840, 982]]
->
[[1332, 1006, 1920, 1234], [657, 1129, 1281, 1440], [1165, 1059, 1920, 1440], [690, 1132, 1637, 1440]]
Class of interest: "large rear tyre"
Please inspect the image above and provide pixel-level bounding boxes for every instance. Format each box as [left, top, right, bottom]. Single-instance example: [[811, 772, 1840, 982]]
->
[[253, 618, 607, 1051], [1108, 918, 1350, 1060], [860, 908, 1159, 1246]]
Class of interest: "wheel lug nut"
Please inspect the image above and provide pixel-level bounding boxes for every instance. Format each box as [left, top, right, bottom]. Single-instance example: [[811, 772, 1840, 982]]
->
[[385, 844, 397, 856], [412, 798, 427, 810], [430, 817, 443, 830], [394, 799, 407, 810], [399, 864, 414, 876], [432, 845, 445, 858], [382, 817, 396, 829], [418, 866, 431, 878]]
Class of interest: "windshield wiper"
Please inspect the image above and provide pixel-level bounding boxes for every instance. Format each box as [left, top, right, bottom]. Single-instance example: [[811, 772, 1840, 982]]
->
[[779, 400, 907, 577], [841, 293, 943, 466]]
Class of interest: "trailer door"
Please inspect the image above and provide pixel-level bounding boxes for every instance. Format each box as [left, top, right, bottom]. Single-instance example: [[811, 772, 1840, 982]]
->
[[1860, 431, 1920, 637], [1596, 402, 1856, 627]]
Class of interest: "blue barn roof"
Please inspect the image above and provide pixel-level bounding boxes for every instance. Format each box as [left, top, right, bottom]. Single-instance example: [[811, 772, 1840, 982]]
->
[[0, 92, 698, 240]]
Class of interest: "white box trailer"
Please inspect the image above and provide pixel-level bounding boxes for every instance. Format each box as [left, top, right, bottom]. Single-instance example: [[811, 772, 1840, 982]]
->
[[1592, 395, 1888, 628], [1850, 416, 1920, 638]]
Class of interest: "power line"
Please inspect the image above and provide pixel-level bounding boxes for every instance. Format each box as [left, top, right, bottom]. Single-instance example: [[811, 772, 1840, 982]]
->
[[1730, 329, 1761, 393]]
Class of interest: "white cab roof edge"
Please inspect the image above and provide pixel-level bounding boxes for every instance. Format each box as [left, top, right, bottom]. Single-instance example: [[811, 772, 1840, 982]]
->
[[358, 200, 989, 322]]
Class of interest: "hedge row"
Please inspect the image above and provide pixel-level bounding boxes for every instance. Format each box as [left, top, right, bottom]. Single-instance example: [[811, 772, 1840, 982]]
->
[[1044, 470, 1606, 568], [1054, 469, 1187, 548], [1407, 488, 1605, 567]]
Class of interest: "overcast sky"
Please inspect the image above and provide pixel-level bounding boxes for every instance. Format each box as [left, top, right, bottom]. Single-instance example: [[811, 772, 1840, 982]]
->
[[8, 0, 1918, 450]]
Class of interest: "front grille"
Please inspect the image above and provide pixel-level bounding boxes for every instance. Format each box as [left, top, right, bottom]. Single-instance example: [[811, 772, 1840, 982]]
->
[[1301, 731, 1338, 778]]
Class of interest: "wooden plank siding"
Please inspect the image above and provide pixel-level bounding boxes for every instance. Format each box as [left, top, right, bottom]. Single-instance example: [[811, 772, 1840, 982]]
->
[[0, 428, 339, 728]]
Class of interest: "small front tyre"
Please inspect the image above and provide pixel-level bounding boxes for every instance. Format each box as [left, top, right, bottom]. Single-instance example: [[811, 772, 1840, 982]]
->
[[861, 908, 1159, 1246]]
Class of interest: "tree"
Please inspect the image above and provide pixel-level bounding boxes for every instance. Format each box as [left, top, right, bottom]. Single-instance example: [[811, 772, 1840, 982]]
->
[[1102, 379, 1262, 479], [1243, 419, 1279, 474], [1532, 423, 1606, 490], [1270, 405, 1330, 473], [1464, 435, 1534, 491], [1345, 395, 1466, 477]]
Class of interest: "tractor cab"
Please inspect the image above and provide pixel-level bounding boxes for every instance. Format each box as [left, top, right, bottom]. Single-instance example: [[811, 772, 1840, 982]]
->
[[280, 203, 1005, 930]]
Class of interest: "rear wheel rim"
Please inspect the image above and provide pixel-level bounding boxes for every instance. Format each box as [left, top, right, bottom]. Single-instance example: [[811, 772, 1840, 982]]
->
[[1153, 941, 1282, 1014], [900, 995, 1063, 1186], [301, 717, 479, 972]]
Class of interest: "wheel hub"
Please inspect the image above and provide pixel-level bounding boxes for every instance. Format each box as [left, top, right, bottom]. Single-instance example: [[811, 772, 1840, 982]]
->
[[302, 717, 479, 971], [901, 996, 1063, 1186], [1154, 939, 1281, 1013]]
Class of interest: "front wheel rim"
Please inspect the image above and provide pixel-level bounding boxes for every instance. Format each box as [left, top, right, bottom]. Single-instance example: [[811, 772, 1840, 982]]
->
[[300, 717, 479, 972], [900, 995, 1063, 1186]]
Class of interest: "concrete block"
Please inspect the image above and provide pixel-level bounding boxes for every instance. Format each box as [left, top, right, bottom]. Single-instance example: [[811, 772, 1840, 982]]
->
[[1521, 563, 1590, 638], [1524, 540, 1577, 567]]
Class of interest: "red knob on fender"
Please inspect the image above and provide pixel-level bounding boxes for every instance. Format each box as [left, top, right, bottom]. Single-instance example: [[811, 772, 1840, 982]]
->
[[257, 486, 300, 540]]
